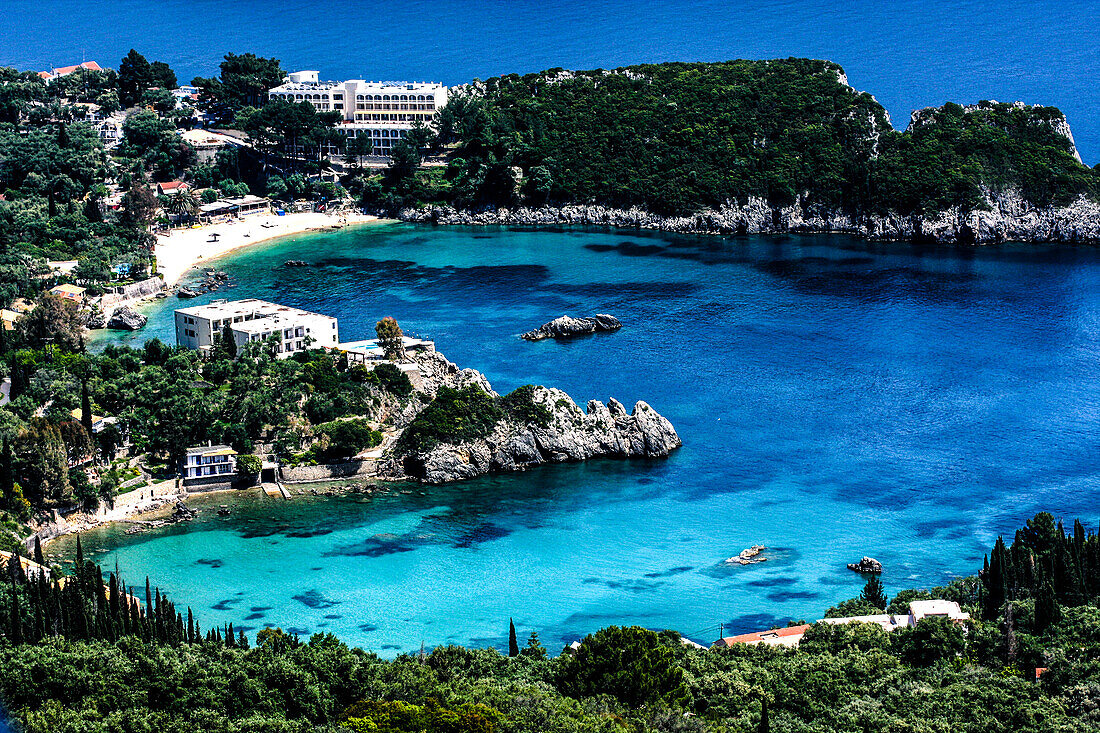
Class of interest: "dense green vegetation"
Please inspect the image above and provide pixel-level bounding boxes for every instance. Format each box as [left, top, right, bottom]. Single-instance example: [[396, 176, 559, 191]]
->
[[395, 384, 553, 455], [358, 60, 1098, 218], [1, 513, 1098, 732], [0, 325, 413, 530]]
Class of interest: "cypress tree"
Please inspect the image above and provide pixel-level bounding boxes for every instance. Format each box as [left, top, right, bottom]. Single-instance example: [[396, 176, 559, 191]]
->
[[508, 618, 519, 657], [1003, 600, 1018, 664], [9, 578, 22, 644], [33, 536, 44, 568], [227, 622, 236, 648], [758, 698, 770, 733], [187, 607, 194, 643], [81, 381, 94, 438], [0, 438, 13, 505]]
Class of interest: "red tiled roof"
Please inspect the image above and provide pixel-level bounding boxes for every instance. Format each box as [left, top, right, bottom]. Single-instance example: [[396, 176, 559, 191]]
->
[[159, 181, 189, 191], [718, 624, 810, 645], [40, 61, 102, 79]]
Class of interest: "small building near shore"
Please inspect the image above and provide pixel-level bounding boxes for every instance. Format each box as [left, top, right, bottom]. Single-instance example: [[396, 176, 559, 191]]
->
[[49, 284, 86, 302], [175, 298, 339, 357], [182, 444, 238, 484]]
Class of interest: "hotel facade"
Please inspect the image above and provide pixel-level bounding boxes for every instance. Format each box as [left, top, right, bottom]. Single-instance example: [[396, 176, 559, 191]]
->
[[175, 298, 339, 358], [267, 70, 448, 156]]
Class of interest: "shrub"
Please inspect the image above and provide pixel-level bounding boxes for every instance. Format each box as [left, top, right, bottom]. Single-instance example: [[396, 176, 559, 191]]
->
[[314, 419, 383, 461], [237, 454, 262, 475], [499, 385, 553, 427], [396, 386, 502, 455], [559, 626, 691, 709], [367, 362, 414, 397]]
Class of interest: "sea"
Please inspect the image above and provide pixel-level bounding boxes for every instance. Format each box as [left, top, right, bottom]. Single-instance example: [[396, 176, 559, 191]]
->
[[59, 223, 1100, 653], [9, 0, 1100, 653], [1, 0, 1099, 163]]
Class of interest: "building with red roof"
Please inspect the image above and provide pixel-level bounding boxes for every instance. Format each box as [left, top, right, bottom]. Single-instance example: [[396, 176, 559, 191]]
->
[[38, 61, 103, 82]]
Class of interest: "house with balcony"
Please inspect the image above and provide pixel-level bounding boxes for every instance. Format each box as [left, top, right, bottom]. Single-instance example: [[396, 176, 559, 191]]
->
[[182, 444, 238, 487]]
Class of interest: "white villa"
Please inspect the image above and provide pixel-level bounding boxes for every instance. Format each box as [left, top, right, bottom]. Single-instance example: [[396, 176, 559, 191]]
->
[[267, 70, 448, 156], [183, 444, 237, 481], [175, 299, 339, 357]]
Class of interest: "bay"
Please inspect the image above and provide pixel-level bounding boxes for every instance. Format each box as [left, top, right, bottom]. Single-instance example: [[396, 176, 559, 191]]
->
[[65, 223, 1100, 653]]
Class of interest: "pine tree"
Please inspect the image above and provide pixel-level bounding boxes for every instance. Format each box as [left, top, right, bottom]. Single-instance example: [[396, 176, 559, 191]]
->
[[860, 575, 888, 610], [509, 618, 519, 657]]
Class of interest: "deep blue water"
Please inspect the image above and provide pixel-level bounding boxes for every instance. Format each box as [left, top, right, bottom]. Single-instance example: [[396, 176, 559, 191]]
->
[[2, 0, 1099, 163], [66, 224, 1100, 654]]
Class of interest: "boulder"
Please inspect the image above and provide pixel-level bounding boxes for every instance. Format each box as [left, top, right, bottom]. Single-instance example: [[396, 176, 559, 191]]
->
[[847, 557, 883, 574], [521, 314, 623, 341], [107, 306, 148, 331], [177, 287, 200, 298], [726, 545, 768, 565]]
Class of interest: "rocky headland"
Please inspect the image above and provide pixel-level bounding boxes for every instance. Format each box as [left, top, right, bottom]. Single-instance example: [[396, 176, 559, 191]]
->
[[400, 186, 1100, 246], [521, 314, 623, 341], [376, 350, 680, 484]]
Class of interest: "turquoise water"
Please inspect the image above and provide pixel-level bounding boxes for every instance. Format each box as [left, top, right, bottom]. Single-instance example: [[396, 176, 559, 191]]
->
[[2, 0, 1099, 163], [71, 223, 1100, 653]]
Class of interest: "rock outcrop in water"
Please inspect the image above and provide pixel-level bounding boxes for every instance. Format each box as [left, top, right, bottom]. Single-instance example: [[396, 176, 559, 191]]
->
[[376, 351, 680, 484], [521, 314, 622, 341]]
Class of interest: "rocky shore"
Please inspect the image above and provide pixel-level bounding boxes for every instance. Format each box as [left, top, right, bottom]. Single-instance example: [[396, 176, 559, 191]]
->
[[376, 351, 681, 484], [399, 187, 1100, 245]]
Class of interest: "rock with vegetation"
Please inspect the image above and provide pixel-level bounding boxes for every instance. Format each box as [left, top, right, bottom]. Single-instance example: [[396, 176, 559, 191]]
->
[[106, 306, 148, 330], [521, 314, 622, 341], [378, 351, 680, 483]]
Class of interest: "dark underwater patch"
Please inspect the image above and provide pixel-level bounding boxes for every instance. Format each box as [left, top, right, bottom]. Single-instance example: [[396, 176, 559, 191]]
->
[[722, 612, 791, 636], [244, 612, 266, 620], [766, 590, 820, 602], [453, 522, 512, 548], [286, 627, 310, 636], [358, 623, 378, 633], [747, 576, 798, 588], [324, 614, 342, 620], [323, 532, 430, 558], [195, 558, 224, 568], [285, 528, 334, 539], [292, 590, 341, 609], [643, 566, 694, 578], [211, 599, 241, 611]]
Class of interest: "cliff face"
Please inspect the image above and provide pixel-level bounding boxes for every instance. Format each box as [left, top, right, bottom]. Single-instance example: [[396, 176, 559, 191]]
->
[[400, 187, 1100, 245], [377, 351, 681, 484]]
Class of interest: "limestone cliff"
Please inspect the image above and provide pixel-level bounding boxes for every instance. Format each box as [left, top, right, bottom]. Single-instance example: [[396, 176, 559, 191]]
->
[[376, 351, 680, 484]]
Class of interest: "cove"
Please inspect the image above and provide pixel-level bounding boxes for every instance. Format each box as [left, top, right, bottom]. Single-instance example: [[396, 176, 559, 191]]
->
[[68, 223, 1100, 654]]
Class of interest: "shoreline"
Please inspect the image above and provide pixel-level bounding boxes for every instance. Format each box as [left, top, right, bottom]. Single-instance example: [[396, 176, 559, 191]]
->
[[155, 211, 384, 286]]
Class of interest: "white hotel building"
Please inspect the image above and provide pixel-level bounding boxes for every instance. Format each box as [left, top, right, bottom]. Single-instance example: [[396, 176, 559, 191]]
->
[[267, 70, 448, 156], [175, 299, 339, 358]]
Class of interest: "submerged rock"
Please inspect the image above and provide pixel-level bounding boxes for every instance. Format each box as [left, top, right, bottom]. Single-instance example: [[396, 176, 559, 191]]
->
[[107, 306, 148, 331], [284, 260, 309, 267], [847, 557, 883, 574], [521, 314, 623, 341]]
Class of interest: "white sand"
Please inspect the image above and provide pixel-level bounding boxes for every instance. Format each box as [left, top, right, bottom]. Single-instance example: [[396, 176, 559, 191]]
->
[[154, 211, 380, 285]]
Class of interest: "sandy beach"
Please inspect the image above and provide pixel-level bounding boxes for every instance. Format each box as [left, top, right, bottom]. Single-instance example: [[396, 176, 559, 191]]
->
[[154, 211, 381, 285]]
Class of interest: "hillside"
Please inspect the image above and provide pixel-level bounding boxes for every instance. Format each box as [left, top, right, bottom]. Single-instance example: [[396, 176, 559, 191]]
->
[[377, 59, 1100, 242]]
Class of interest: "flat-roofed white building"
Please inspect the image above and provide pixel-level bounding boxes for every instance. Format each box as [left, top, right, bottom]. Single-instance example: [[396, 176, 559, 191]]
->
[[268, 71, 448, 156], [175, 298, 339, 357]]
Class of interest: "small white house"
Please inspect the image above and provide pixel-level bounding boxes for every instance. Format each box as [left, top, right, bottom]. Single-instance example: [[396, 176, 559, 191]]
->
[[182, 444, 237, 481]]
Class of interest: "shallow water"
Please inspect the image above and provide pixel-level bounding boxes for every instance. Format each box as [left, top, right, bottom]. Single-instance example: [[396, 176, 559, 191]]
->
[[72, 223, 1100, 653]]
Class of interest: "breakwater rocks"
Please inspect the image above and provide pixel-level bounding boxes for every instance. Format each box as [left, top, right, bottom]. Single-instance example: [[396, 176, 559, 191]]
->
[[399, 187, 1100, 245], [521, 314, 622, 341], [377, 351, 681, 484]]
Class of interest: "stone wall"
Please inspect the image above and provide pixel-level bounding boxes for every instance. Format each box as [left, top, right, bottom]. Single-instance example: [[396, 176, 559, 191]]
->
[[99, 276, 166, 308], [280, 460, 375, 482]]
